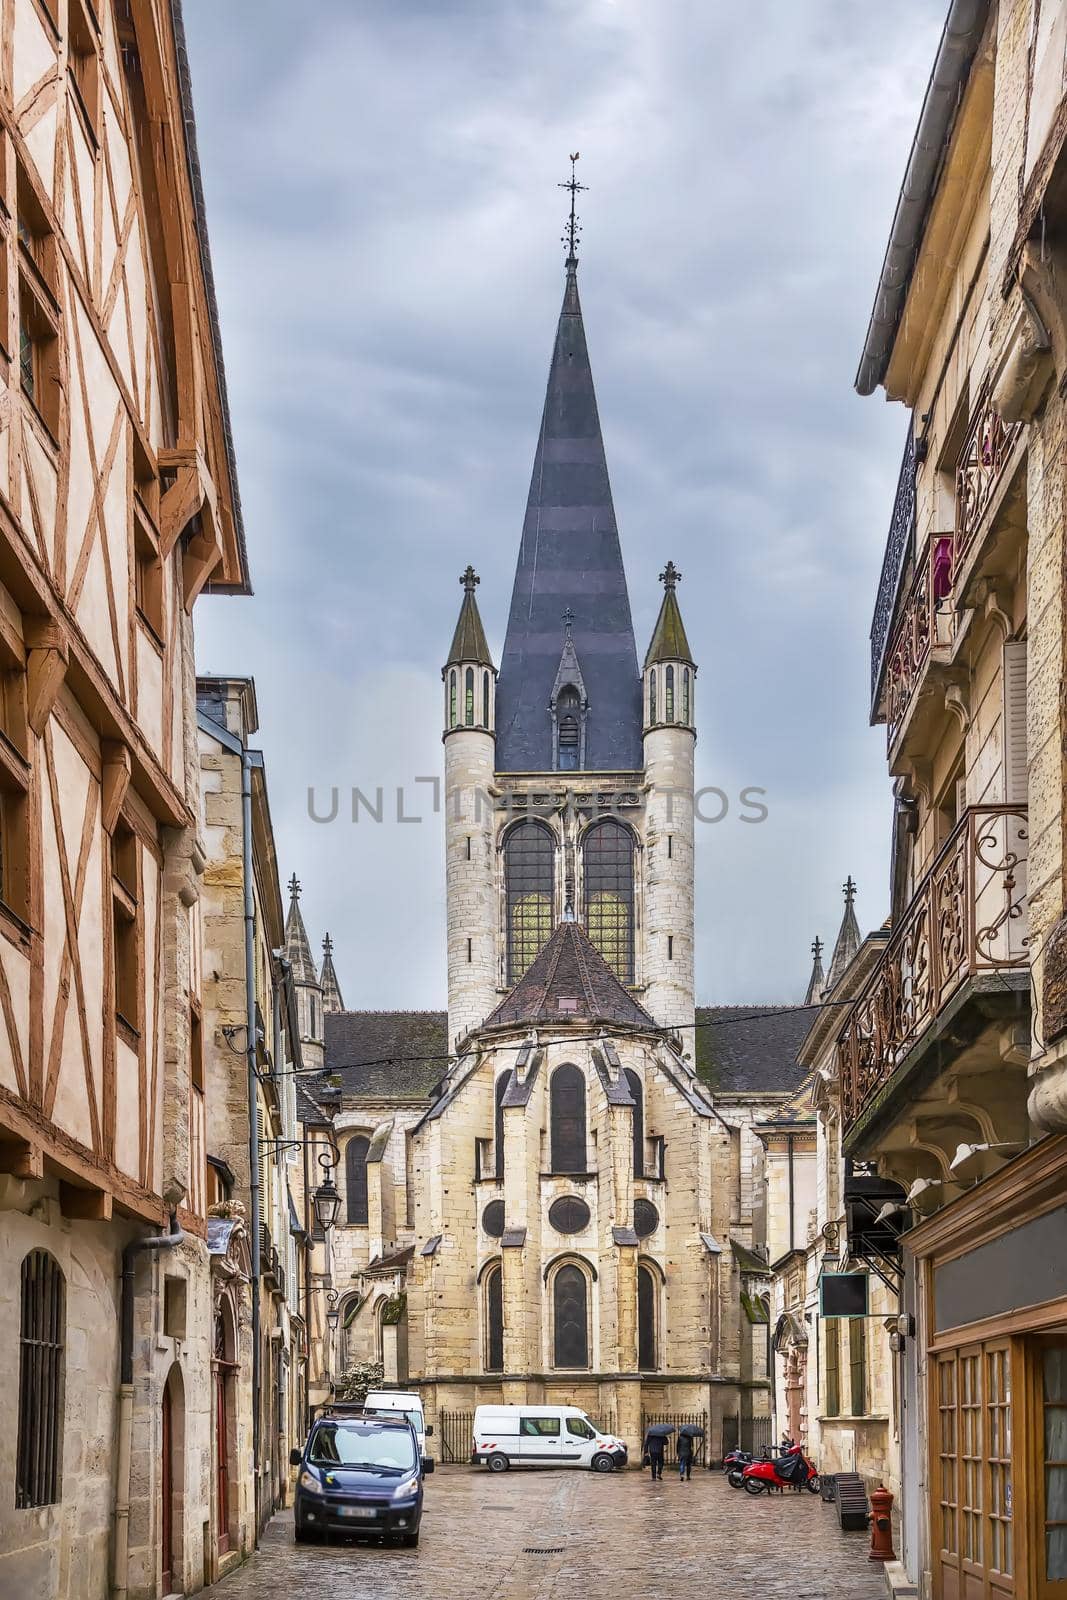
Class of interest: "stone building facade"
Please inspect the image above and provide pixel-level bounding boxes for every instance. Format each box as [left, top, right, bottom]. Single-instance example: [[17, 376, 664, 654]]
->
[[0, 3, 248, 1597], [850, 2, 1067, 1593]]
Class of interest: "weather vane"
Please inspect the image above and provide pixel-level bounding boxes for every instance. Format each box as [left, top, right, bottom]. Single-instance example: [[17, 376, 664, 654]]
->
[[559, 152, 587, 264], [562, 606, 575, 638]]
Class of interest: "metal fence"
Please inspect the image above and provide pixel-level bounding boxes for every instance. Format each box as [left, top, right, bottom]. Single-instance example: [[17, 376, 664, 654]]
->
[[640, 1410, 708, 1467], [439, 1410, 474, 1464]]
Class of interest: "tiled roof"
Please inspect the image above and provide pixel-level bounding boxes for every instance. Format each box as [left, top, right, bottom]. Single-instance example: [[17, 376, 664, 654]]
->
[[324, 1010, 448, 1099], [480, 921, 656, 1032], [296, 1081, 332, 1126], [446, 579, 494, 667], [694, 1004, 818, 1094], [644, 583, 694, 667]]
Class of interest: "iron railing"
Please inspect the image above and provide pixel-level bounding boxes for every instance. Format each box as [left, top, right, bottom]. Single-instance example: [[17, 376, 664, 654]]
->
[[641, 1410, 709, 1466], [837, 804, 1029, 1134], [882, 532, 956, 748], [870, 428, 916, 713], [439, 1410, 475, 1463], [954, 387, 1022, 574]]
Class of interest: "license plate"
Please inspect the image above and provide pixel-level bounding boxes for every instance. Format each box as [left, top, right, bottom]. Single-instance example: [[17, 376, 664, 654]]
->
[[338, 1506, 377, 1520]]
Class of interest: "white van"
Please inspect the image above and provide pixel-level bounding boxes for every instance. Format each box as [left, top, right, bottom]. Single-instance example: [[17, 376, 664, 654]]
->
[[472, 1404, 627, 1473], [364, 1390, 431, 1457]]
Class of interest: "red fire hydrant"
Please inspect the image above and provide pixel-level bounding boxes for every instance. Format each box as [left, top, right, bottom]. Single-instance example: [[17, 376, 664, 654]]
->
[[869, 1484, 896, 1562]]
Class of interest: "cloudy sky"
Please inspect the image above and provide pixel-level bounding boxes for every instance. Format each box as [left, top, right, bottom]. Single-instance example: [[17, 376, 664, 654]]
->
[[185, 0, 944, 1010]]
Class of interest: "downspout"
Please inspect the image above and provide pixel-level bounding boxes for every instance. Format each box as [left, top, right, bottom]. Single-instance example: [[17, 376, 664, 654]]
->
[[301, 1124, 312, 1435], [242, 750, 262, 1539], [787, 1134, 796, 1255], [113, 1212, 184, 1600]]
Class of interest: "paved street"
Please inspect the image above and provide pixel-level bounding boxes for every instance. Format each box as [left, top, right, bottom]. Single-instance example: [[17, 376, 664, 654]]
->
[[209, 1468, 889, 1598]]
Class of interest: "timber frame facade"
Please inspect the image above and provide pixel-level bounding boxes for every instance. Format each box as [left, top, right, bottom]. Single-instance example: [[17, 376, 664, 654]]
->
[[0, 2, 249, 1597]]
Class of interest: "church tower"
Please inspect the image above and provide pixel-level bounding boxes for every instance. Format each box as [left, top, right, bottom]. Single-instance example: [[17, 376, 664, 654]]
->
[[285, 874, 324, 1070]]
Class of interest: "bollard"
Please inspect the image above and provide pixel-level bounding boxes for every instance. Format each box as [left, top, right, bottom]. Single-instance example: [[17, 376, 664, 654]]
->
[[869, 1484, 897, 1562]]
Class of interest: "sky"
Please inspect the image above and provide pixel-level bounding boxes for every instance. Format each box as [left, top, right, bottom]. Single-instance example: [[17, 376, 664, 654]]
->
[[184, 0, 946, 1010]]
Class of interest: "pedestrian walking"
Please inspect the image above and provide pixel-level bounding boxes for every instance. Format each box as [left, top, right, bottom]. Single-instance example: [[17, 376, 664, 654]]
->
[[643, 1427, 667, 1481], [677, 1430, 694, 1481]]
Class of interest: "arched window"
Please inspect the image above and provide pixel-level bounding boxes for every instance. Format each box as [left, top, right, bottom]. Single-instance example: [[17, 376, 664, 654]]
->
[[556, 685, 581, 772], [665, 664, 675, 723], [553, 1264, 589, 1368], [550, 1064, 586, 1173], [624, 1068, 644, 1177], [504, 821, 554, 982], [338, 1294, 362, 1372], [495, 1071, 509, 1179], [638, 1264, 657, 1370], [482, 671, 490, 728], [682, 668, 690, 726], [16, 1250, 65, 1507], [346, 1135, 370, 1225], [583, 820, 635, 983], [465, 667, 474, 726], [449, 670, 457, 729], [485, 1264, 504, 1372], [649, 669, 656, 725]]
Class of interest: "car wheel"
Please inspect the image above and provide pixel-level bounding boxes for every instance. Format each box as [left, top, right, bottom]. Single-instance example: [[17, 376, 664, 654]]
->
[[402, 1531, 420, 1548], [591, 1453, 615, 1473], [743, 1478, 766, 1495], [487, 1453, 510, 1473]]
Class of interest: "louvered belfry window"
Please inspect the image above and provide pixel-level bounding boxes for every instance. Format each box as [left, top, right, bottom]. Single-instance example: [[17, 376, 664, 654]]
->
[[553, 1265, 589, 1368], [17, 1250, 65, 1507], [346, 1135, 370, 1225], [550, 1064, 586, 1173], [583, 820, 635, 982], [504, 821, 554, 982]]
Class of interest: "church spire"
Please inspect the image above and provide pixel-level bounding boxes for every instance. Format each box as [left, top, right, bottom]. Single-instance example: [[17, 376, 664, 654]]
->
[[645, 562, 695, 668], [320, 932, 344, 1013], [824, 877, 861, 993], [495, 163, 641, 773], [445, 566, 494, 667], [803, 935, 826, 1006], [284, 874, 319, 988]]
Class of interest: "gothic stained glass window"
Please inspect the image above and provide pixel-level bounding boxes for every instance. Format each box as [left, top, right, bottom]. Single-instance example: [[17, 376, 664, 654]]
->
[[624, 1069, 644, 1177], [495, 1071, 508, 1179], [682, 668, 691, 725], [345, 1135, 370, 1225], [465, 667, 474, 726], [485, 1266, 504, 1372], [665, 664, 675, 723], [504, 821, 554, 982], [649, 669, 656, 724], [482, 671, 490, 728], [638, 1264, 656, 1370], [550, 1064, 586, 1173], [583, 820, 635, 983], [553, 1264, 589, 1368]]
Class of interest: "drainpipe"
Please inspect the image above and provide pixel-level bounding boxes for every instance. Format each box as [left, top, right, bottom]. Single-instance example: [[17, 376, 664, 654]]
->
[[113, 1212, 184, 1600], [242, 750, 263, 1540], [787, 1134, 796, 1254]]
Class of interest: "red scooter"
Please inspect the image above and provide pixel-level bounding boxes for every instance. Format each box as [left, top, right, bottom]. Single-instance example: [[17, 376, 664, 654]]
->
[[741, 1441, 820, 1495]]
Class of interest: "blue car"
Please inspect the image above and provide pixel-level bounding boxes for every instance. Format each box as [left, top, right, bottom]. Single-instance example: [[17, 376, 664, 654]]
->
[[291, 1409, 434, 1547]]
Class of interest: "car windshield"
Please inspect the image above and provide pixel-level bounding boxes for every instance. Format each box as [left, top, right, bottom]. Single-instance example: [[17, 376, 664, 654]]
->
[[308, 1423, 416, 1472]]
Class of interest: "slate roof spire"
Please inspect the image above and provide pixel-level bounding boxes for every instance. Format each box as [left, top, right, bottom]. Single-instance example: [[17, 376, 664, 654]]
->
[[645, 561, 695, 667], [824, 877, 861, 993], [495, 171, 642, 773], [445, 565, 494, 668], [284, 874, 319, 988], [479, 919, 656, 1032], [320, 933, 345, 1013], [803, 936, 825, 1006]]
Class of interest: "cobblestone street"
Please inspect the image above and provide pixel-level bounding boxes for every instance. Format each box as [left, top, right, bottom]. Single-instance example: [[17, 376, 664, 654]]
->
[[209, 1468, 889, 1599]]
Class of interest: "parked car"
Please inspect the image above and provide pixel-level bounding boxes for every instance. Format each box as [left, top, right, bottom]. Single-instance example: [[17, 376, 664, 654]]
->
[[472, 1404, 627, 1473], [364, 1388, 432, 1457], [291, 1409, 434, 1546]]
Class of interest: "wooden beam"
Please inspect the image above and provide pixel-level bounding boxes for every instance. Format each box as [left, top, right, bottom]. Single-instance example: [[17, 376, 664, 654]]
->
[[0, 1136, 43, 1179], [101, 739, 132, 834], [24, 617, 70, 736], [59, 1180, 114, 1221], [182, 530, 222, 613]]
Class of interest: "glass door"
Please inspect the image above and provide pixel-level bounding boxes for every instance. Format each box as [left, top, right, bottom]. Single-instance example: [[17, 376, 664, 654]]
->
[[1037, 1342, 1067, 1599]]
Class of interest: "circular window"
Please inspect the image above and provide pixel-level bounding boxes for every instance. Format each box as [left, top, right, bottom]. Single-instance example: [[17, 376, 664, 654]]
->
[[548, 1195, 591, 1235], [481, 1200, 505, 1238], [633, 1198, 659, 1239]]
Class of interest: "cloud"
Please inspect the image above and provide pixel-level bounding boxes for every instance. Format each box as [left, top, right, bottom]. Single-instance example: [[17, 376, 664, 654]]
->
[[185, 0, 944, 1007]]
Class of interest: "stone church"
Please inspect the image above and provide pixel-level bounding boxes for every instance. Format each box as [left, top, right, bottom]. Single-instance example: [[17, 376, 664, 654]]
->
[[297, 239, 815, 1458]]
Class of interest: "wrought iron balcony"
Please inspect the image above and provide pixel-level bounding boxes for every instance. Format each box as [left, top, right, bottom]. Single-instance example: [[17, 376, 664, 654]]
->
[[837, 805, 1029, 1136], [954, 387, 1023, 576], [870, 428, 916, 714], [882, 533, 956, 749]]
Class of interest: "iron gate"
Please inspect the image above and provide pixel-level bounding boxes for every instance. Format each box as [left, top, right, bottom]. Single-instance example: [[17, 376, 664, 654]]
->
[[439, 1410, 474, 1464], [640, 1410, 708, 1467]]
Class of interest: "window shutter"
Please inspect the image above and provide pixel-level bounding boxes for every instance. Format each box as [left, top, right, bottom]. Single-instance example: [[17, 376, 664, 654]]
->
[[1002, 641, 1027, 804]]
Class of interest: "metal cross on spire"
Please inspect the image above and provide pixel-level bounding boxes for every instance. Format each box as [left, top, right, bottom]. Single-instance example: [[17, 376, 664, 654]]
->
[[659, 560, 682, 591], [323, 933, 333, 956], [811, 935, 823, 961], [843, 875, 857, 904], [561, 606, 575, 638], [559, 152, 587, 265], [460, 564, 480, 593], [288, 874, 301, 899]]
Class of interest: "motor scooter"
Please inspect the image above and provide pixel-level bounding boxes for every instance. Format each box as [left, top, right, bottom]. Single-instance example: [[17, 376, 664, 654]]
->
[[724, 1435, 796, 1486], [740, 1442, 819, 1495]]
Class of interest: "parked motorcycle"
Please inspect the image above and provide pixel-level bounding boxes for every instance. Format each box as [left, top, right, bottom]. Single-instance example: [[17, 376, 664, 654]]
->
[[724, 1436, 797, 1486], [741, 1442, 819, 1495]]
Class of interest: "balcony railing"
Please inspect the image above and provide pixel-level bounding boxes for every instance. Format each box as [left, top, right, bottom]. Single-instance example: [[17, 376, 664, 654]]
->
[[838, 805, 1029, 1134], [870, 428, 916, 711], [882, 533, 956, 747], [954, 389, 1022, 573]]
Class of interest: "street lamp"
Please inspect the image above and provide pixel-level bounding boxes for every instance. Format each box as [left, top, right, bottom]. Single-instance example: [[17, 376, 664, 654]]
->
[[313, 1150, 341, 1234], [325, 1289, 341, 1334]]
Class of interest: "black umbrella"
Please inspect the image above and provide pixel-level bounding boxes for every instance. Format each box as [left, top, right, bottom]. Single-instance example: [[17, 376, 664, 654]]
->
[[678, 1424, 705, 1439], [645, 1423, 676, 1437]]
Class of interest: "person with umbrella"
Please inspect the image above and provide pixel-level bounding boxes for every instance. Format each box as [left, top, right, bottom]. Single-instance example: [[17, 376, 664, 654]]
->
[[677, 1423, 703, 1481], [643, 1422, 673, 1481]]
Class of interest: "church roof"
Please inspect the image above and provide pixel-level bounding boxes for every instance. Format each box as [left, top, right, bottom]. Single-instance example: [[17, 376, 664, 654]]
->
[[445, 566, 494, 668], [644, 564, 694, 667], [324, 1010, 448, 1099], [694, 1005, 818, 1095], [479, 920, 656, 1032], [284, 876, 319, 988], [495, 262, 642, 772]]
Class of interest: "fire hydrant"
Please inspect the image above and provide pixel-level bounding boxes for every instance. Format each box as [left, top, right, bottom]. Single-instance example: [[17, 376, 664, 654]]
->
[[869, 1484, 896, 1562]]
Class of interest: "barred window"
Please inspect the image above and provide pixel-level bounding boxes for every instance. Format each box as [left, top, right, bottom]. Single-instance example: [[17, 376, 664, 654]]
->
[[583, 820, 634, 982], [505, 821, 554, 982], [465, 667, 474, 726], [17, 1250, 65, 1507], [345, 1135, 370, 1225]]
